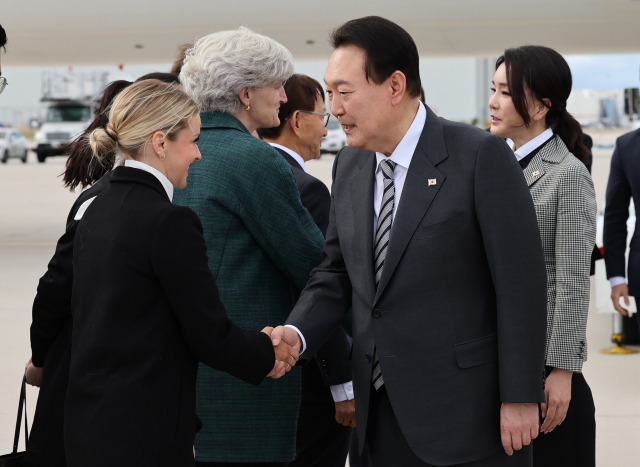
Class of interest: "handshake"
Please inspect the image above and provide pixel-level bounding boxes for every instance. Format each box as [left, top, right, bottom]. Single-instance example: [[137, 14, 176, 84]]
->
[[260, 325, 303, 379]]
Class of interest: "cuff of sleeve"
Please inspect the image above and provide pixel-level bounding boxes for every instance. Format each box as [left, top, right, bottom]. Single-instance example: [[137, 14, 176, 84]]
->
[[330, 381, 354, 402], [284, 324, 306, 354], [610, 276, 626, 288]]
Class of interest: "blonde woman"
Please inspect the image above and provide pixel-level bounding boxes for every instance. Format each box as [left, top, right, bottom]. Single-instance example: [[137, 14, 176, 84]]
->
[[63, 80, 295, 467]]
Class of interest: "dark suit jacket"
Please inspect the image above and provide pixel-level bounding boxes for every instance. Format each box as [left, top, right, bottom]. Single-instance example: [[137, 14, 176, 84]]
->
[[27, 173, 112, 467], [604, 128, 640, 295], [274, 146, 352, 389], [286, 106, 547, 465], [65, 167, 275, 467]]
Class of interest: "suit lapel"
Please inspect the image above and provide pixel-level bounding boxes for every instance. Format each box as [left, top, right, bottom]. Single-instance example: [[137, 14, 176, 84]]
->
[[374, 107, 447, 304], [350, 153, 377, 301], [522, 153, 546, 187]]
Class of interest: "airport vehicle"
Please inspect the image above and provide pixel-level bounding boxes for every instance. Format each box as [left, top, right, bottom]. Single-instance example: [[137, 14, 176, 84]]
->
[[0, 128, 29, 163], [34, 71, 107, 163], [320, 116, 347, 154]]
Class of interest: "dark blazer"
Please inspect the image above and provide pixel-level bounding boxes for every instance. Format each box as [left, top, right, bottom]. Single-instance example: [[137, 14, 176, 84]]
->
[[604, 128, 640, 295], [286, 106, 547, 465], [65, 167, 275, 467], [274, 146, 352, 387], [27, 173, 112, 467]]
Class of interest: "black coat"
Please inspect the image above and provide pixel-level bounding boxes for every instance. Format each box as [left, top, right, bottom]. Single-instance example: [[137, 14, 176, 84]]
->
[[27, 173, 112, 467], [286, 106, 547, 465], [604, 128, 640, 295], [64, 166, 275, 467]]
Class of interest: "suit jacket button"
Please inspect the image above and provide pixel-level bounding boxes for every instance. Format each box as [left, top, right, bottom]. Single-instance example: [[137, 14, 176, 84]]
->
[[372, 309, 382, 318], [365, 353, 372, 362]]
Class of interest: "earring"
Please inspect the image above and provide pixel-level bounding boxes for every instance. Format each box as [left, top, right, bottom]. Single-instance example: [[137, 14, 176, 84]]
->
[[157, 151, 165, 161], [245, 105, 251, 111]]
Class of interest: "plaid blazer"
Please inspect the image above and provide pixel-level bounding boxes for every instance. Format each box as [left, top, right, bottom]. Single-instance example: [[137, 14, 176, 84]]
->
[[524, 135, 597, 372], [173, 112, 324, 462]]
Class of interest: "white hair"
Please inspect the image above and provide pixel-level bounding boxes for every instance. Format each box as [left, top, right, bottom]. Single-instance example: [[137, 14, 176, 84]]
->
[[180, 27, 295, 114]]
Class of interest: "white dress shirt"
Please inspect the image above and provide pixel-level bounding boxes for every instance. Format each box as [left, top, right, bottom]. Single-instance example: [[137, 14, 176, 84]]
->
[[373, 102, 427, 235], [286, 103, 427, 402], [506, 127, 554, 162], [269, 143, 306, 172]]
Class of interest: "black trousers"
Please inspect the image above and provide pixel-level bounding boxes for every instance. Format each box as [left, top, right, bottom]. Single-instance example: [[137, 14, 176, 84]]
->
[[286, 362, 351, 467], [532, 369, 595, 467], [366, 385, 532, 467]]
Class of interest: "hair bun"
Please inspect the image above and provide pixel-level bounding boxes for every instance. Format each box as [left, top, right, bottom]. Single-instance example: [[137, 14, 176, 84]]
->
[[89, 127, 118, 159]]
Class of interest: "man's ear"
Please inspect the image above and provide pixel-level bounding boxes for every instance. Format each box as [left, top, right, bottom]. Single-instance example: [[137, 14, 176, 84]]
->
[[388, 70, 407, 106], [289, 111, 302, 136]]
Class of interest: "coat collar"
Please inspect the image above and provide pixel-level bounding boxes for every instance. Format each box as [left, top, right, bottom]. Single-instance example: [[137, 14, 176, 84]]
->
[[200, 111, 250, 134], [348, 105, 448, 304], [374, 105, 447, 303], [110, 166, 171, 202], [522, 135, 568, 187]]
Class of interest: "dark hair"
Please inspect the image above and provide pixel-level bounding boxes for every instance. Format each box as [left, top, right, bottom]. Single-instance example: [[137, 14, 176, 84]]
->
[[0, 24, 7, 51], [330, 16, 421, 99], [496, 45, 590, 166], [257, 74, 324, 139], [63, 72, 180, 190], [170, 43, 192, 75]]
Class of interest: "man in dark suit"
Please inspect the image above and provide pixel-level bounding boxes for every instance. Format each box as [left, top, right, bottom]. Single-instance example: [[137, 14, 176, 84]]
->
[[604, 128, 640, 328], [272, 16, 547, 466], [259, 74, 354, 467]]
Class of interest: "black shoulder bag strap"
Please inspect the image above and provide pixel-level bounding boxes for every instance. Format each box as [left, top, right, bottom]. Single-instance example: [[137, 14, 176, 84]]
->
[[11, 374, 29, 454]]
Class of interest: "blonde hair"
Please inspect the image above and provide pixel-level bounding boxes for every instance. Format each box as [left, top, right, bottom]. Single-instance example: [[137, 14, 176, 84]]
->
[[89, 80, 198, 160], [180, 27, 294, 114]]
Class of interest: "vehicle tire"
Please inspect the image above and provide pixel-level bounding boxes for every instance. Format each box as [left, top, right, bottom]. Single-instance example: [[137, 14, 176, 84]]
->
[[1, 150, 8, 163], [21, 149, 28, 163], [36, 151, 47, 163]]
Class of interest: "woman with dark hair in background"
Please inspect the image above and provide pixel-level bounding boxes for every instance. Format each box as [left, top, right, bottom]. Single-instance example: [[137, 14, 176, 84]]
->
[[489, 45, 597, 467], [0, 23, 8, 95], [24, 72, 179, 467]]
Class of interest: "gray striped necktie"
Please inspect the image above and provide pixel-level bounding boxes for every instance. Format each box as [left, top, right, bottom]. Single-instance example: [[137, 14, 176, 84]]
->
[[372, 159, 397, 390]]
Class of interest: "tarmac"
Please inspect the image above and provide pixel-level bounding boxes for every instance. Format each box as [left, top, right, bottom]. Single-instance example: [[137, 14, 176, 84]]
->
[[1, 132, 639, 465]]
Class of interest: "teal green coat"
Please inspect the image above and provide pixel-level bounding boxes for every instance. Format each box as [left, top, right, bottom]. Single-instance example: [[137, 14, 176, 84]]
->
[[173, 112, 324, 462]]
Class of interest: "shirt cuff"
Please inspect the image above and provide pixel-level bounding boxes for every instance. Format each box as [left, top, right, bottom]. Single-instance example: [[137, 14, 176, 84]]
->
[[330, 381, 354, 402], [284, 324, 307, 354], [610, 276, 626, 288]]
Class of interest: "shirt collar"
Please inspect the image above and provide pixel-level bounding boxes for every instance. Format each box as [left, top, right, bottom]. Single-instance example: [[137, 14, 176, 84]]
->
[[375, 102, 426, 171], [269, 143, 306, 172], [124, 159, 174, 201], [506, 127, 554, 161]]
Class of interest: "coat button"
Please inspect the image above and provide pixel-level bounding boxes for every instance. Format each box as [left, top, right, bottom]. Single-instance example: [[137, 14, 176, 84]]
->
[[372, 309, 382, 318], [365, 353, 372, 362]]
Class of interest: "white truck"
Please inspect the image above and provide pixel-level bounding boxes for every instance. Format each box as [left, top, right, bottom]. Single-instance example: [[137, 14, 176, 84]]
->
[[34, 71, 108, 163]]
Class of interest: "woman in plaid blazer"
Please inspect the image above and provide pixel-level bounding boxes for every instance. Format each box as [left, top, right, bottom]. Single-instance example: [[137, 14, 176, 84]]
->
[[489, 46, 597, 467]]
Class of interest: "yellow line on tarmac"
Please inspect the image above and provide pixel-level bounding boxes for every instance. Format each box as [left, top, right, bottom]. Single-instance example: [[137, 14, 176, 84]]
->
[[0, 242, 56, 247]]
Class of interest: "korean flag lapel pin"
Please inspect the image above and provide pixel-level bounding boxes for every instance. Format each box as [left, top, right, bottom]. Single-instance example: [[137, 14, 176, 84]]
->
[[428, 178, 437, 186]]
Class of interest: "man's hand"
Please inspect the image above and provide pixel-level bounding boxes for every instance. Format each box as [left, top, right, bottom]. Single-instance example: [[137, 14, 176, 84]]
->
[[25, 357, 43, 387], [611, 283, 631, 316], [262, 326, 299, 378], [270, 326, 303, 355], [335, 399, 356, 427], [540, 368, 572, 434], [500, 402, 539, 456]]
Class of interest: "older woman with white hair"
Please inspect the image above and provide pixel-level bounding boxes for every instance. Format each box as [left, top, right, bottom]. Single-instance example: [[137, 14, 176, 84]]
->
[[175, 28, 328, 466]]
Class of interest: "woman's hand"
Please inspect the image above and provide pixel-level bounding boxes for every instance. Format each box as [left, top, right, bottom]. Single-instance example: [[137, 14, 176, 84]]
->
[[261, 326, 299, 378], [25, 357, 43, 387], [540, 368, 572, 433]]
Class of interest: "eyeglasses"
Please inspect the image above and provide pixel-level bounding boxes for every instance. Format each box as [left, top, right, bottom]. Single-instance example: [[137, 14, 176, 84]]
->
[[284, 110, 331, 127], [0, 76, 7, 95]]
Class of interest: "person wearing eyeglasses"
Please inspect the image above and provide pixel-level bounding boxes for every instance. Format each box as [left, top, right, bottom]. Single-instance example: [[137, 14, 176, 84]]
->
[[0, 24, 7, 96], [258, 74, 353, 467]]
